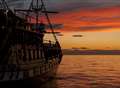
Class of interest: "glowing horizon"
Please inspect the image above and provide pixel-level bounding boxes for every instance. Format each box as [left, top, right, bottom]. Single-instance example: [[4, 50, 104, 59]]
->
[[10, 0, 120, 50], [45, 4, 120, 50]]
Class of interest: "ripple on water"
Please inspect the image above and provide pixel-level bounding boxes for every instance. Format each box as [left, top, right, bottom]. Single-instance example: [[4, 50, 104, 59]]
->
[[56, 55, 120, 88]]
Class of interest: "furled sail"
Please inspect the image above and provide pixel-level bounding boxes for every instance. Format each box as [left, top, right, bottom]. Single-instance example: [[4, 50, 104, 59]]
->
[[3, 0, 30, 9]]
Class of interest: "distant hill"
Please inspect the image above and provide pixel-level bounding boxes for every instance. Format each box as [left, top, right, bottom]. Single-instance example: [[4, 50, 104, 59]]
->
[[62, 49, 120, 55]]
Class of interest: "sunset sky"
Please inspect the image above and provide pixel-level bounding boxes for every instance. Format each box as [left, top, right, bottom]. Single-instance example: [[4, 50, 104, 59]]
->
[[8, 0, 120, 50], [45, 0, 120, 50]]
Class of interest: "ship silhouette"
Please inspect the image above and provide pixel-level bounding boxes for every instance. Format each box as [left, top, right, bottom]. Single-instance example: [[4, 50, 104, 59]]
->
[[0, 0, 62, 82]]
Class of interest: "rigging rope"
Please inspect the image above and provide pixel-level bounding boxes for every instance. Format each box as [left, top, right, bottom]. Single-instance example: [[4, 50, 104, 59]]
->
[[41, 0, 58, 42], [1, 0, 9, 10]]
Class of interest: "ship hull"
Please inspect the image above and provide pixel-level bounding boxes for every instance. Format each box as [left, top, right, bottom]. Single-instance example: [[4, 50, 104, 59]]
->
[[0, 56, 60, 82], [0, 62, 58, 82], [0, 27, 62, 82], [0, 13, 62, 83], [0, 1, 63, 84], [0, 66, 58, 87]]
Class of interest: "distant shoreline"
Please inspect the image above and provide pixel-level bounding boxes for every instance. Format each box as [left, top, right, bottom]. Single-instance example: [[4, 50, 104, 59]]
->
[[63, 54, 120, 55], [62, 49, 120, 55]]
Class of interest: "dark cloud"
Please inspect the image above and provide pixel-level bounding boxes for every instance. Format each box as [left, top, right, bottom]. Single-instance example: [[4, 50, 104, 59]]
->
[[6, 0, 120, 11], [79, 16, 120, 22], [72, 47, 80, 50], [46, 24, 64, 29], [51, 24, 64, 29], [72, 47, 89, 50], [56, 33, 64, 36], [80, 47, 89, 50], [79, 25, 120, 31], [72, 35, 83, 37], [46, 0, 120, 11], [106, 46, 111, 49]]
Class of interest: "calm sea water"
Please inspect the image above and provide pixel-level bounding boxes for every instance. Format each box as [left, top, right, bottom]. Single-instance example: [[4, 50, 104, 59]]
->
[[1, 55, 120, 88], [41, 55, 120, 88]]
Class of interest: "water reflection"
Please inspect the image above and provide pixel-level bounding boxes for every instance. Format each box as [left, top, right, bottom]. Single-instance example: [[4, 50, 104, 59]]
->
[[56, 55, 120, 88], [0, 79, 58, 88], [1, 55, 120, 88], [39, 79, 58, 88]]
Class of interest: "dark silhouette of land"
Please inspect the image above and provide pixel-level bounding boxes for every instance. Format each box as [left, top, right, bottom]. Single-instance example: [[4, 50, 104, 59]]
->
[[62, 49, 120, 55]]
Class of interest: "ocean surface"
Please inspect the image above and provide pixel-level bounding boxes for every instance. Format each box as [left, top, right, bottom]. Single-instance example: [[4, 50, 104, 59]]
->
[[41, 55, 120, 88], [1, 55, 120, 88]]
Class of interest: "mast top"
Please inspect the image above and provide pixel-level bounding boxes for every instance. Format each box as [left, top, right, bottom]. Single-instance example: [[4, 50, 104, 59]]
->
[[0, 0, 9, 10], [14, 0, 59, 42], [14, 0, 58, 14]]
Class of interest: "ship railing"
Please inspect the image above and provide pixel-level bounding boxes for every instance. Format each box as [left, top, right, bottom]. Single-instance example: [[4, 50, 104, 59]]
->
[[43, 40, 56, 45], [18, 48, 45, 64], [42, 40, 62, 61], [8, 45, 45, 65]]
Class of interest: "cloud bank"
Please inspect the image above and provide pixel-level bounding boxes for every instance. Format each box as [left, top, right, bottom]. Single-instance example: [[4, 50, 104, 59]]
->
[[5, 0, 120, 32]]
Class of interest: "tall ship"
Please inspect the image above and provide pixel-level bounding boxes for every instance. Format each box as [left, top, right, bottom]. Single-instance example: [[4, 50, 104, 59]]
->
[[0, 0, 62, 82]]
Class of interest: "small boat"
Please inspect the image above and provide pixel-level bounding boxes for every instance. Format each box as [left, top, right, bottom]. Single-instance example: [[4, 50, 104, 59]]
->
[[0, 0, 62, 82]]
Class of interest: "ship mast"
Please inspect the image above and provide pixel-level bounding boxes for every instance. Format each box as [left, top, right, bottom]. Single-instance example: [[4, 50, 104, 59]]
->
[[40, 0, 58, 42], [14, 0, 59, 42], [32, 0, 59, 42], [36, 0, 39, 31], [0, 0, 9, 10]]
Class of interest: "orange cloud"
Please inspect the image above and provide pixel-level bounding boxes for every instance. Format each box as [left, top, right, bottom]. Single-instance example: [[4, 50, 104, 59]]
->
[[48, 6, 120, 32]]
